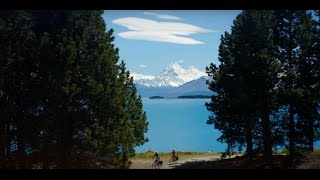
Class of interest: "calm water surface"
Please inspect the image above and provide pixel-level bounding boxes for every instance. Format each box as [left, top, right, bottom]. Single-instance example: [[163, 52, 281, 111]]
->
[[135, 99, 226, 153], [135, 98, 320, 153]]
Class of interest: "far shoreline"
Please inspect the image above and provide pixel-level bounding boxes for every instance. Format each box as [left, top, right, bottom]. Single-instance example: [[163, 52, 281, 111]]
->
[[143, 97, 211, 100]]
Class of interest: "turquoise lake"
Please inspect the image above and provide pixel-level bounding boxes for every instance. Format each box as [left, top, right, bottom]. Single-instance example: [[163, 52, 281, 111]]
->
[[135, 98, 320, 153], [135, 98, 226, 153]]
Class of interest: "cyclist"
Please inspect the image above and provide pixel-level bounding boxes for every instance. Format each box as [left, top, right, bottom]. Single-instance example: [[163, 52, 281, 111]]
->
[[170, 149, 178, 164], [171, 150, 176, 160], [153, 151, 160, 164]]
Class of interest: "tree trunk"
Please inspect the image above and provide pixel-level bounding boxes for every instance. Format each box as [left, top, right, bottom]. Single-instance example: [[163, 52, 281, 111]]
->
[[262, 112, 272, 165], [288, 105, 295, 156], [0, 119, 5, 158], [58, 112, 73, 168], [42, 140, 49, 169], [5, 122, 10, 157], [307, 113, 314, 152], [17, 119, 26, 169], [245, 116, 253, 157]]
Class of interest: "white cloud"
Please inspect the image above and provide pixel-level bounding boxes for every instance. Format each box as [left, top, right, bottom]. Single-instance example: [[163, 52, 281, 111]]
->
[[112, 17, 214, 45], [139, 64, 147, 68], [143, 12, 183, 20], [177, 60, 184, 63], [118, 31, 205, 44]]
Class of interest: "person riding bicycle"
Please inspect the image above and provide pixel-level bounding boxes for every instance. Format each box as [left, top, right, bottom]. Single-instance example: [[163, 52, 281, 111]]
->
[[171, 149, 178, 161], [153, 151, 160, 164]]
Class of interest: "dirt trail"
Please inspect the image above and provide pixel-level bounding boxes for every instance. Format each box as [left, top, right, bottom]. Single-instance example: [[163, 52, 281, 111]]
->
[[131, 154, 306, 169], [130, 155, 235, 169]]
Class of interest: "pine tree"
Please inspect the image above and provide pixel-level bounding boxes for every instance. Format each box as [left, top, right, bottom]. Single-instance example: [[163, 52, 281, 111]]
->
[[274, 10, 308, 156], [243, 11, 280, 163], [207, 10, 320, 166], [206, 31, 249, 154], [206, 11, 281, 163], [0, 10, 39, 168], [0, 10, 148, 169], [313, 10, 320, 147], [295, 10, 320, 152], [116, 61, 148, 168]]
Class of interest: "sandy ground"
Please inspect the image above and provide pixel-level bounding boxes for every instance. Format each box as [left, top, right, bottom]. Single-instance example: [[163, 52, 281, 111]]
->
[[130, 155, 237, 169]]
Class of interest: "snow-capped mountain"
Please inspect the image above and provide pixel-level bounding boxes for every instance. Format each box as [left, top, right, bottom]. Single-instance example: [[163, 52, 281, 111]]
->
[[135, 76, 214, 98], [130, 72, 155, 81], [132, 62, 207, 87], [130, 62, 212, 98]]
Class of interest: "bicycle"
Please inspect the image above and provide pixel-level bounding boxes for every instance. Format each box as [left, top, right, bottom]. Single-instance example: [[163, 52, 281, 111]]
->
[[151, 160, 163, 169], [169, 155, 179, 165]]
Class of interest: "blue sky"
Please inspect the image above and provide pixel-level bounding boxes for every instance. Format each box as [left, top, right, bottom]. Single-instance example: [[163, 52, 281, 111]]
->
[[102, 10, 242, 75]]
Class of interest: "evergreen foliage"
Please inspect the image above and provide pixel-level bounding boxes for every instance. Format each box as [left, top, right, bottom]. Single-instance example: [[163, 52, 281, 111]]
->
[[0, 10, 148, 169], [206, 10, 320, 165]]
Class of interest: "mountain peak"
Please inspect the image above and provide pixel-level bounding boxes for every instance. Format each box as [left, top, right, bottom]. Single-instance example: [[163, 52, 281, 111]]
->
[[160, 62, 186, 76], [132, 62, 208, 87], [166, 62, 183, 70]]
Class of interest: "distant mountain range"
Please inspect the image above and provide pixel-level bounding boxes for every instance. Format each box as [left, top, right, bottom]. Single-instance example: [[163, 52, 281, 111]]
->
[[131, 62, 214, 98]]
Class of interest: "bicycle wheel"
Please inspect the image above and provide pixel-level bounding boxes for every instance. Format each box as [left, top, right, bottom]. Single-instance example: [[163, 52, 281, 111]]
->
[[174, 156, 178, 164], [169, 158, 173, 165], [152, 162, 156, 169]]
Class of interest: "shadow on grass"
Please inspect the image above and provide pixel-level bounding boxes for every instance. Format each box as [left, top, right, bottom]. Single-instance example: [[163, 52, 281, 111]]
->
[[172, 155, 304, 169]]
